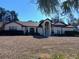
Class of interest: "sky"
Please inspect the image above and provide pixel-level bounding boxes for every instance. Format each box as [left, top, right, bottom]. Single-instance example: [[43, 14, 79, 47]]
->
[[0, 0, 79, 23], [0, 0, 48, 22]]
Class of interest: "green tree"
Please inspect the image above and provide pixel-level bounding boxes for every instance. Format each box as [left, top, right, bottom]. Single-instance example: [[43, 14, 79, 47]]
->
[[37, 0, 79, 15], [37, 0, 59, 15], [62, 0, 79, 14], [10, 10, 19, 21], [0, 7, 6, 21], [37, 0, 79, 23]]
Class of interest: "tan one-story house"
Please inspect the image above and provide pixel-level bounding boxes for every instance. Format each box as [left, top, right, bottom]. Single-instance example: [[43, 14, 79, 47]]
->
[[0, 19, 75, 36]]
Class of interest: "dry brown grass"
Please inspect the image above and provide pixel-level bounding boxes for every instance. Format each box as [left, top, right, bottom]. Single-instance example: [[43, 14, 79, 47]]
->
[[0, 36, 79, 59]]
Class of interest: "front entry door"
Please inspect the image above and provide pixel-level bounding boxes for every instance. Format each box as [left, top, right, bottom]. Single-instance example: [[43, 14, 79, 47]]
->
[[30, 28, 34, 35], [45, 22, 50, 37]]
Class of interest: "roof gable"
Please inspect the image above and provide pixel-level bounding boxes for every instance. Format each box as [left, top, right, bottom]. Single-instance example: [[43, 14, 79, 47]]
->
[[65, 25, 74, 28], [4, 21, 39, 27], [4, 22, 22, 26], [17, 22, 39, 27], [39, 18, 52, 27], [52, 22, 66, 27]]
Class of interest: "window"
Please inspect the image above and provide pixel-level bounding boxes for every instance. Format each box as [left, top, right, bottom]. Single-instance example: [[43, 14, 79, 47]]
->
[[9, 26, 17, 30], [25, 27, 28, 30], [57, 30, 60, 34]]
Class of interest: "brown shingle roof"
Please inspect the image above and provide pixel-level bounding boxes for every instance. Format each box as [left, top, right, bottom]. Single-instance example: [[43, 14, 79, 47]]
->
[[65, 25, 74, 28], [54, 22, 65, 26], [16, 22, 39, 27], [4, 21, 39, 27], [53, 22, 65, 27]]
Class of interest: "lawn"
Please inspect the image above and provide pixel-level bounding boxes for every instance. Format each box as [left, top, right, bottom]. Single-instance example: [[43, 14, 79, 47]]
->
[[0, 36, 79, 59]]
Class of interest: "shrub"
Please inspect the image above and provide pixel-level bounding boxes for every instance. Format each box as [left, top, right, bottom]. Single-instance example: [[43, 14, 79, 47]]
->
[[75, 54, 79, 59], [52, 54, 65, 59], [0, 30, 24, 36], [38, 53, 51, 59], [65, 31, 77, 36]]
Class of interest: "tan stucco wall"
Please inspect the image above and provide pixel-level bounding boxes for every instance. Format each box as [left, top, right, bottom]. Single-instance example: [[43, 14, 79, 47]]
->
[[42, 20, 51, 36], [37, 27, 43, 35], [0, 22, 3, 30], [4, 22, 22, 30], [63, 28, 74, 32], [0, 22, 3, 27], [53, 27, 63, 34], [4, 22, 37, 35]]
